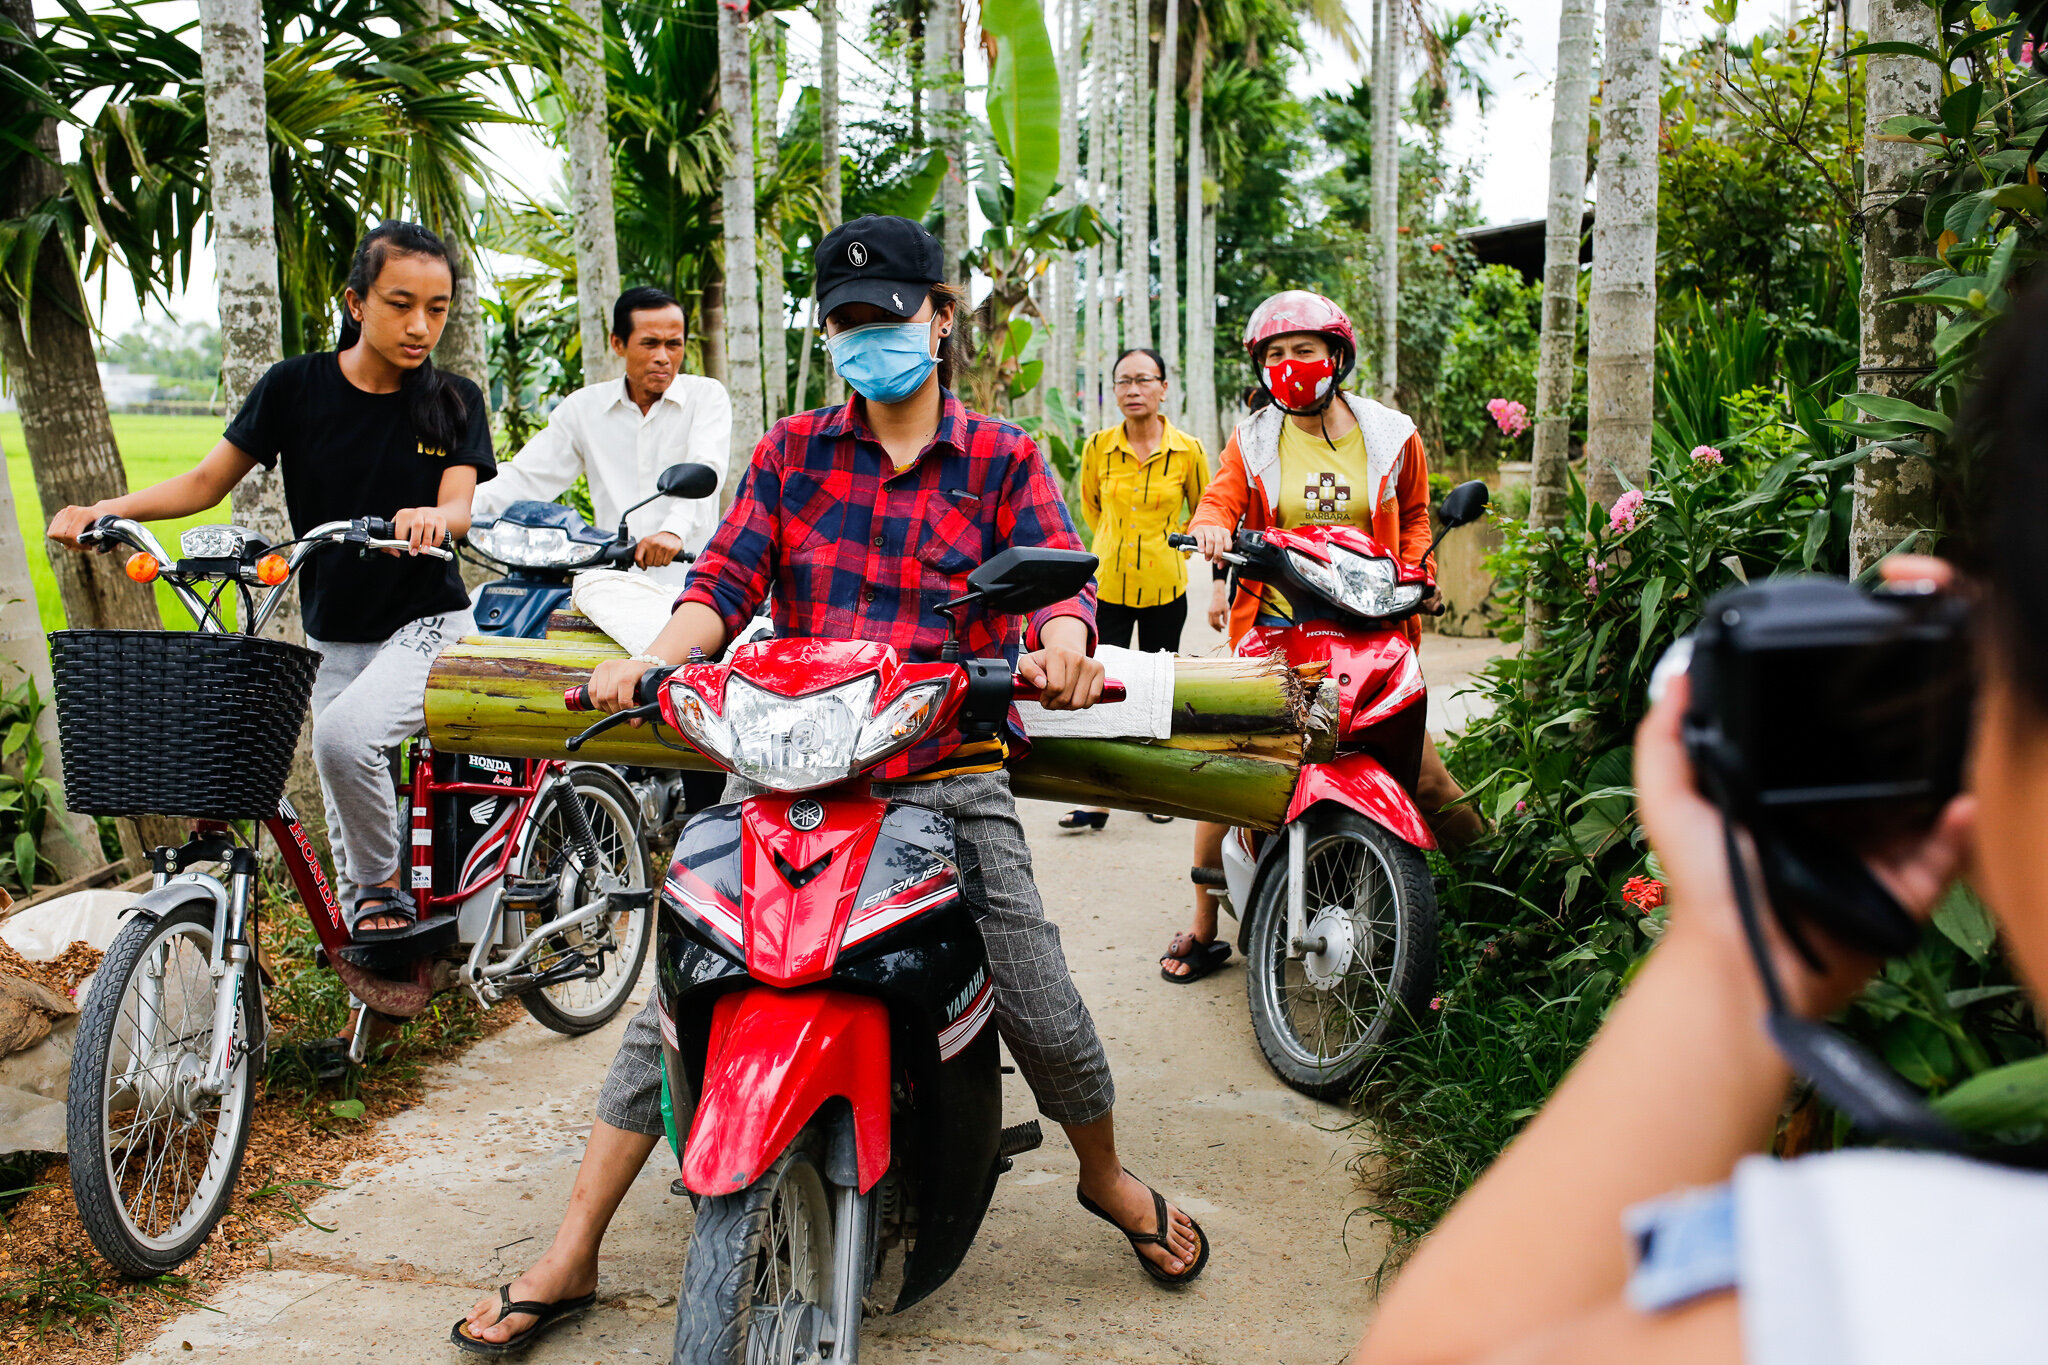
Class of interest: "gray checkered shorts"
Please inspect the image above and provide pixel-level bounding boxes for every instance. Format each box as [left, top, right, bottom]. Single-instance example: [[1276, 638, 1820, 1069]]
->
[[595, 770, 1115, 1134]]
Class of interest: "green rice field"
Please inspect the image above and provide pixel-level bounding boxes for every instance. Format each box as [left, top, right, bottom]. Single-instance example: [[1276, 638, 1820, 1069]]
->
[[1, 413, 231, 633]]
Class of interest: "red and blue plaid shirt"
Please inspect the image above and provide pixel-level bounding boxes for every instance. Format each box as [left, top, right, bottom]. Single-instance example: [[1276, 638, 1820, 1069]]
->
[[678, 391, 1097, 779]]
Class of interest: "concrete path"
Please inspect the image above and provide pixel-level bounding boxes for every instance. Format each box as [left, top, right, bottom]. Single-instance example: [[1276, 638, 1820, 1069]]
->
[[128, 624, 1508, 1365]]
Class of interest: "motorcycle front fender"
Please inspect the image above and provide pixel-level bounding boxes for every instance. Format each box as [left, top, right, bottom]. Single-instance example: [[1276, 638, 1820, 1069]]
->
[[680, 985, 891, 1197], [1285, 754, 1436, 851]]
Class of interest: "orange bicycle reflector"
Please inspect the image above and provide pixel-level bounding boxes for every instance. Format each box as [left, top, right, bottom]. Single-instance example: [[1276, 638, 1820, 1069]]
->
[[256, 554, 290, 586], [123, 553, 159, 584]]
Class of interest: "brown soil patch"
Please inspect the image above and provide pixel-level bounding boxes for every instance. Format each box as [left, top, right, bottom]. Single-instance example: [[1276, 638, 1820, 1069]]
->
[[0, 902, 523, 1364]]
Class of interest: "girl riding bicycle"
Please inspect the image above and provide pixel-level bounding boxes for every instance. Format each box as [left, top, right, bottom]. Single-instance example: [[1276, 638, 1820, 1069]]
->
[[48, 220, 497, 943]]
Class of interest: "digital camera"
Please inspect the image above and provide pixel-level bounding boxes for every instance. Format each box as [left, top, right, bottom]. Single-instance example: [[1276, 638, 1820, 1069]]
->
[[1679, 576, 1973, 958]]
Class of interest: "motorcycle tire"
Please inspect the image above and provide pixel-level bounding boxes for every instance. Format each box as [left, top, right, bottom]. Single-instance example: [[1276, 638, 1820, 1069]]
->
[[68, 903, 259, 1277], [1244, 807, 1437, 1100], [674, 1132, 840, 1365], [510, 766, 652, 1036]]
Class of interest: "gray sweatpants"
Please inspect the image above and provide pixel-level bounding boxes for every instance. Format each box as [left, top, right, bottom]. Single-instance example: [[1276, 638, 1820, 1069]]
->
[[308, 609, 473, 899], [596, 769, 1116, 1133]]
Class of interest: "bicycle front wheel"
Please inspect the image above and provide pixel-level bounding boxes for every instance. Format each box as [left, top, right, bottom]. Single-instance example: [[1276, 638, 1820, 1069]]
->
[[510, 766, 651, 1035], [68, 902, 258, 1277]]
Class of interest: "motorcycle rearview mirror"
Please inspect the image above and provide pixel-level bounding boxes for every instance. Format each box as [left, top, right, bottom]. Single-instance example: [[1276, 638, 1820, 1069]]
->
[[657, 462, 719, 500], [1438, 480, 1490, 529], [965, 547, 1099, 615]]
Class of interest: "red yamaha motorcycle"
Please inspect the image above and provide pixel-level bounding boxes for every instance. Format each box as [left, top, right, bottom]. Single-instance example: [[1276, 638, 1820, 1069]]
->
[[563, 547, 1118, 1364], [1168, 478, 1489, 1098]]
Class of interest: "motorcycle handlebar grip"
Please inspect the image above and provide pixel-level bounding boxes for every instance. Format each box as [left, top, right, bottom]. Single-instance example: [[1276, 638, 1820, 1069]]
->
[[1011, 678, 1126, 703], [635, 666, 676, 705], [564, 685, 595, 712], [1165, 533, 1196, 550]]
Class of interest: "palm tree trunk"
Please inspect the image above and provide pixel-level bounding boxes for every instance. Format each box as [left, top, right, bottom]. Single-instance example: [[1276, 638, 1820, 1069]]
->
[[927, 0, 971, 287], [0, 432, 103, 879], [416, 0, 489, 388], [1050, 0, 1077, 420], [718, 0, 764, 465], [818, 0, 843, 407], [1529, 0, 1595, 534], [757, 22, 787, 427], [1184, 7, 1213, 453], [1851, 0, 1941, 574], [1370, 0, 1400, 403], [0, 0, 158, 637], [1584, 0, 1662, 509], [567, 0, 623, 388], [1122, 0, 1152, 352], [1085, 0, 1111, 430], [1154, 0, 1180, 416]]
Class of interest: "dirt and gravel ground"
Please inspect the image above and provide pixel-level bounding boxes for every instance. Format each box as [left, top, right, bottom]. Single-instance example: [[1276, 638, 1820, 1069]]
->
[[112, 630, 1503, 1365]]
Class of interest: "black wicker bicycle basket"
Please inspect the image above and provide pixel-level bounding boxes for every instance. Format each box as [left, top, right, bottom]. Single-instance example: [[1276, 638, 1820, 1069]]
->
[[49, 630, 319, 821]]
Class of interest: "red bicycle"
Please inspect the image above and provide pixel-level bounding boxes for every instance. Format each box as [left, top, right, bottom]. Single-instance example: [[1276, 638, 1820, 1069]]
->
[[53, 514, 648, 1276]]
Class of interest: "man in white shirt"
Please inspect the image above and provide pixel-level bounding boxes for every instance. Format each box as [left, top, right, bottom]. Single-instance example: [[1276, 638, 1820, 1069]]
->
[[473, 287, 733, 586]]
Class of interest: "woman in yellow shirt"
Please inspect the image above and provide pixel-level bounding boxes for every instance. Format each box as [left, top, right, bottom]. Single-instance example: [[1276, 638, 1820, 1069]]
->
[[1061, 347, 1209, 832]]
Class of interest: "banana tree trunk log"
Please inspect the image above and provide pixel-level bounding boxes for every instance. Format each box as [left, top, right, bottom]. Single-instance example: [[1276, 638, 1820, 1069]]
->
[[425, 637, 1335, 830]]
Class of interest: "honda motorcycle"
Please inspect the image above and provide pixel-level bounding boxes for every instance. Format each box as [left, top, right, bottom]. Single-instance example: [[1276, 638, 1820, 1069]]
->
[[1167, 478, 1489, 1098], [562, 547, 1117, 1364]]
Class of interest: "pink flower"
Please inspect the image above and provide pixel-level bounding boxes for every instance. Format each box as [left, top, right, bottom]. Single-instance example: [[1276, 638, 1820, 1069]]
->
[[1608, 489, 1647, 534], [1689, 444, 1723, 465], [2022, 39, 2039, 67], [1514, 800, 1528, 815], [1429, 996, 1445, 1011], [1486, 397, 1530, 438]]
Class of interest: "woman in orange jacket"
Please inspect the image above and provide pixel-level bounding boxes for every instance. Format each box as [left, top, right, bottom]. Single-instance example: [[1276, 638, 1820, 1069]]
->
[[1162, 290, 1481, 983]]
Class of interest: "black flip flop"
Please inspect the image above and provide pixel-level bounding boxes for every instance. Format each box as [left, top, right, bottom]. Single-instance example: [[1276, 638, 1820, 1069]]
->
[[1076, 1172, 1210, 1286], [1160, 934, 1231, 984], [1057, 809, 1109, 832], [1145, 813, 1176, 824], [450, 1285, 597, 1356], [347, 887, 421, 943]]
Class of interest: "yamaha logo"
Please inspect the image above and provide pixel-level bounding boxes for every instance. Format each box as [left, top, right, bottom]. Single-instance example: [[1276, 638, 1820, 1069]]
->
[[847, 241, 869, 267], [790, 800, 825, 831]]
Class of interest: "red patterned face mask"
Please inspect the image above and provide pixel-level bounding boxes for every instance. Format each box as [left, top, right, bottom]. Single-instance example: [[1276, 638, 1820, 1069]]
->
[[1263, 355, 1337, 412]]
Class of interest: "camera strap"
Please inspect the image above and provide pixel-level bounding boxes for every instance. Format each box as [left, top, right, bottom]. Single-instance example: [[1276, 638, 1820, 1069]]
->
[[1719, 812, 1994, 1156]]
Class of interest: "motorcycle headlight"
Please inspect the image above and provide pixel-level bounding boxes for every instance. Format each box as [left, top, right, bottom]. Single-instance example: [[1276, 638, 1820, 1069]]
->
[[1286, 547, 1424, 618], [471, 521, 598, 568], [852, 680, 946, 769], [691, 673, 881, 792]]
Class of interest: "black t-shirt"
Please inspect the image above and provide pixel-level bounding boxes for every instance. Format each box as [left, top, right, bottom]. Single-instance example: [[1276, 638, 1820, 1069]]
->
[[225, 352, 496, 642]]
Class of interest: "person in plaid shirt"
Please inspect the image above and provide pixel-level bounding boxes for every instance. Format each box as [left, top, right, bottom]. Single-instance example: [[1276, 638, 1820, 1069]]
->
[[459, 217, 1205, 1355]]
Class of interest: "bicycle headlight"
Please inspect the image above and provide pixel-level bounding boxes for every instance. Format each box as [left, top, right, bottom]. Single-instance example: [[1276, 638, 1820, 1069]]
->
[[682, 674, 881, 792], [179, 525, 251, 559], [1286, 547, 1424, 619]]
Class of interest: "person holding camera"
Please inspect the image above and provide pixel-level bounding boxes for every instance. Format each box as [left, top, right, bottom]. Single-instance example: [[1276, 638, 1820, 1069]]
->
[[1350, 300, 2048, 1362]]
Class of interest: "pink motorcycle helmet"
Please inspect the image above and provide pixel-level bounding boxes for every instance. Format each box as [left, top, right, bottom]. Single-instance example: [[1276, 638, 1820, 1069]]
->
[[1243, 290, 1359, 413]]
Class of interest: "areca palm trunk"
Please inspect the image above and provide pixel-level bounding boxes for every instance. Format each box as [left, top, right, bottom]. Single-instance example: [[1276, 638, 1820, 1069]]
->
[[567, 0, 623, 387], [0, 0, 158, 637], [1085, 0, 1111, 430], [1122, 0, 1152, 352], [718, 0, 764, 464], [1584, 0, 1662, 509], [757, 23, 787, 426], [1370, 0, 1400, 402], [1851, 0, 1941, 574], [1184, 5, 1213, 453], [814, 0, 843, 408], [927, 0, 970, 286], [1529, 0, 1595, 534], [417, 0, 489, 388], [1051, 0, 1077, 417], [1153, 0, 1179, 416]]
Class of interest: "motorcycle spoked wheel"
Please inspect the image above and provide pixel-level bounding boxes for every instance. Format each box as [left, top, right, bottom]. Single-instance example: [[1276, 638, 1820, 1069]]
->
[[67, 903, 259, 1277], [507, 766, 651, 1036], [674, 1132, 844, 1365], [1243, 807, 1438, 1099]]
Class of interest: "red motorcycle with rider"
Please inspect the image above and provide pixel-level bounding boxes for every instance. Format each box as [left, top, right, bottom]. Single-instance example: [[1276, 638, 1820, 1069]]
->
[[1171, 289, 1489, 1097]]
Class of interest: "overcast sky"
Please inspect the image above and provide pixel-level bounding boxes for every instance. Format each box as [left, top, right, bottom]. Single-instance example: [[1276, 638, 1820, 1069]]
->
[[83, 0, 1801, 337]]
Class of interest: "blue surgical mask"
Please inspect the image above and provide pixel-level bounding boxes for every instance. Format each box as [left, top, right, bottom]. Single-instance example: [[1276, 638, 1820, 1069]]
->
[[826, 319, 938, 403]]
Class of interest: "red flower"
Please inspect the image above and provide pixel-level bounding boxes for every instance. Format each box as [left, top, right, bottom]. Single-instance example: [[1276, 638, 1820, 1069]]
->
[[1622, 876, 1666, 912]]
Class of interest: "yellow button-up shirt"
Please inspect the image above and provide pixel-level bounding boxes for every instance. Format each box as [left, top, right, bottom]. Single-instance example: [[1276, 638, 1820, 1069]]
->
[[1078, 418, 1210, 608]]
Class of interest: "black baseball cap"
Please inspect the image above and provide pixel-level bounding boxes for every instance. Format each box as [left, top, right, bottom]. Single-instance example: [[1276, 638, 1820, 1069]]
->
[[815, 215, 944, 319]]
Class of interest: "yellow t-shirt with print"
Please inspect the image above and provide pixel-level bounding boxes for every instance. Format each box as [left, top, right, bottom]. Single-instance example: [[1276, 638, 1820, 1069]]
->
[[1078, 418, 1210, 608], [1274, 420, 1375, 531]]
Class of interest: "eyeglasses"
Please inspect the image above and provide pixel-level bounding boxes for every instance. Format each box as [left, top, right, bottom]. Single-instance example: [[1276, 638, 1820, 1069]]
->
[[1112, 375, 1165, 390]]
